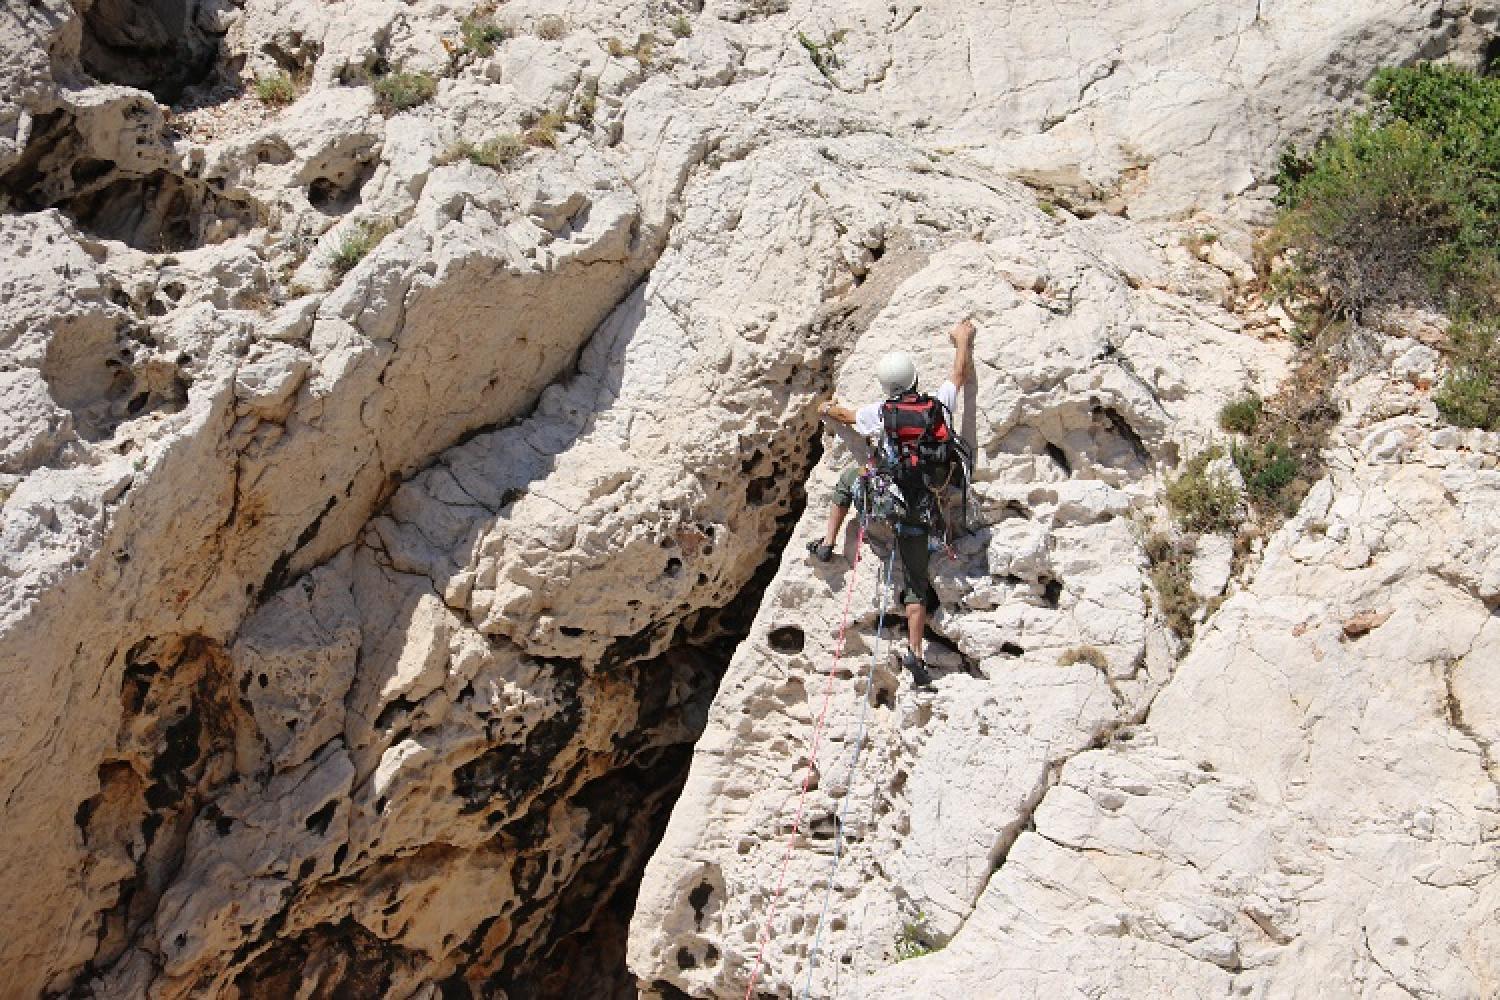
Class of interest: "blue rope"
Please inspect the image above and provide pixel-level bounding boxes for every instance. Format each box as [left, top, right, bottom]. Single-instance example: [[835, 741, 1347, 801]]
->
[[799, 534, 897, 999]]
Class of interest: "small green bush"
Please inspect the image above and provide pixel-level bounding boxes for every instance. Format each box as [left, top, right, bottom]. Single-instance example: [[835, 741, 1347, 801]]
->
[[894, 912, 935, 962], [374, 71, 436, 113], [1434, 316, 1500, 430], [605, 36, 627, 58], [535, 15, 566, 40], [671, 14, 693, 38], [459, 11, 506, 56], [1164, 450, 1241, 534], [328, 219, 393, 277], [1231, 439, 1300, 505], [1218, 393, 1264, 434], [1274, 64, 1500, 314], [253, 71, 296, 106]]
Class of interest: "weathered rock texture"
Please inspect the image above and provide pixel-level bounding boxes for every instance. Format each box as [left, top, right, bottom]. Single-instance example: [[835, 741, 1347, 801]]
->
[[0, 0, 1496, 997]]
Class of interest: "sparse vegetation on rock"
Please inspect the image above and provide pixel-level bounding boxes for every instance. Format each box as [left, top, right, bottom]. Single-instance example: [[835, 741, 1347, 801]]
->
[[1434, 316, 1500, 430], [445, 134, 525, 169], [1057, 645, 1107, 669], [894, 911, 936, 961], [1165, 449, 1241, 534], [524, 110, 565, 148], [327, 218, 393, 276], [253, 71, 296, 106], [459, 9, 507, 56], [373, 70, 436, 113], [1218, 392, 1264, 434], [1143, 529, 1199, 640], [797, 29, 845, 79]]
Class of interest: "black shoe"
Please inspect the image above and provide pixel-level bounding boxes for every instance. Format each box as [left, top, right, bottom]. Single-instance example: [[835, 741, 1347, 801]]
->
[[896, 644, 935, 690], [806, 540, 834, 562]]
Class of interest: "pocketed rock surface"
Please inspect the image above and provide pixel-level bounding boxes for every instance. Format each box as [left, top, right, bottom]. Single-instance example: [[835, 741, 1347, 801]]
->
[[0, 0, 1495, 997]]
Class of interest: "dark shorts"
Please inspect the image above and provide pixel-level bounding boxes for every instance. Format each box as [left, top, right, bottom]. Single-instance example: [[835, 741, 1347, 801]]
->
[[833, 467, 932, 608]]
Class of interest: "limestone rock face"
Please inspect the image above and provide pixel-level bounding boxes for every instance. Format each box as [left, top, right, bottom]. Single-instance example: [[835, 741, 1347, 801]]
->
[[1, 0, 1496, 997]]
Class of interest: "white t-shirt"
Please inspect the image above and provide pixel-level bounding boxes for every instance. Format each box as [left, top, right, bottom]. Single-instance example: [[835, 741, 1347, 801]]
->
[[853, 381, 959, 438]]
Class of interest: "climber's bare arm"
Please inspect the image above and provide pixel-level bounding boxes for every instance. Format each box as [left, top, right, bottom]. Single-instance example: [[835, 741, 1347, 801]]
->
[[949, 318, 976, 387], [817, 400, 857, 425]]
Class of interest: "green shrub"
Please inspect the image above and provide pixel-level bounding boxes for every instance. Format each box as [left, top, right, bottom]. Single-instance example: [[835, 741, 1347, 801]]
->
[[328, 219, 393, 277], [605, 36, 627, 58], [1164, 450, 1240, 534], [253, 71, 296, 106], [1434, 316, 1500, 430], [1231, 439, 1300, 505], [1274, 64, 1500, 314], [459, 11, 506, 56], [894, 912, 936, 961], [374, 71, 436, 113], [1218, 393, 1264, 434], [535, 15, 566, 40], [671, 14, 693, 38]]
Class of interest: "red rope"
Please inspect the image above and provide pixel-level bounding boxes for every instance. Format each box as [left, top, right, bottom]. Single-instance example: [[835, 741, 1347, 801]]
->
[[743, 522, 866, 1000]]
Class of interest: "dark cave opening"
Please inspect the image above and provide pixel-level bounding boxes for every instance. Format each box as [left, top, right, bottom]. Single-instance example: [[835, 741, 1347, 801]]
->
[[61, 170, 256, 252], [0, 111, 255, 253], [79, 0, 224, 104]]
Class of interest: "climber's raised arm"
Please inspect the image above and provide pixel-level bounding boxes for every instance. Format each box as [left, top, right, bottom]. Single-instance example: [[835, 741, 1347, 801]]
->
[[948, 318, 976, 388]]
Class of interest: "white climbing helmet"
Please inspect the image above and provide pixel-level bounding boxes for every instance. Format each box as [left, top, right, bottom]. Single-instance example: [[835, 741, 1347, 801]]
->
[[875, 351, 918, 396]]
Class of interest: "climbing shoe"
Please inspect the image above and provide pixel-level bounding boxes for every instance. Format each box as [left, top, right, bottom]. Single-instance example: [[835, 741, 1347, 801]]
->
[[895, 644, 935, 690], [806, 540, 834, 563]]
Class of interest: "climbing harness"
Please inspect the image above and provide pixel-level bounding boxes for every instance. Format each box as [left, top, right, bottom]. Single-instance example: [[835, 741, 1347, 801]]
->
[[743, 521, 870, 1000]]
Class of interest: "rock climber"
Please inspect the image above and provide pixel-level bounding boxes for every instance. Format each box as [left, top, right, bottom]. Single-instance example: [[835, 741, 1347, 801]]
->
[[808, 318, 975, 690]]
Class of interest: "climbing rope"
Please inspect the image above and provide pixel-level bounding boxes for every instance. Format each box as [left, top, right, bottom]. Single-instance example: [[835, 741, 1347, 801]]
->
[[799, 545, 897, 999], [743, 520, 869, 1000]]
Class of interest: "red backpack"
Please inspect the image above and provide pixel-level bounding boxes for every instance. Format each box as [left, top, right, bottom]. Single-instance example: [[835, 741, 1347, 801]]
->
[[878, 392, 972, 527]]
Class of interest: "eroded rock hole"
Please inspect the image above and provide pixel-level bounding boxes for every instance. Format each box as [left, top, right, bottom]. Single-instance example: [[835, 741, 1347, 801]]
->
[[80, 0, 223, 103], [1044, 442, 1072, 477], [767, 625, 805, 654], [233, 919, 402, 1000], [63, 170, 255, 252], [1041, 578, 1063, 608], [308, 162, 375, 216], [1091, 404, 1152, 470]]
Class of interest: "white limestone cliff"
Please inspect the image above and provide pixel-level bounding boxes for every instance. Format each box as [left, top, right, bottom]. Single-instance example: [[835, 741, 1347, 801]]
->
[[0, 0, 1495, 997]]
